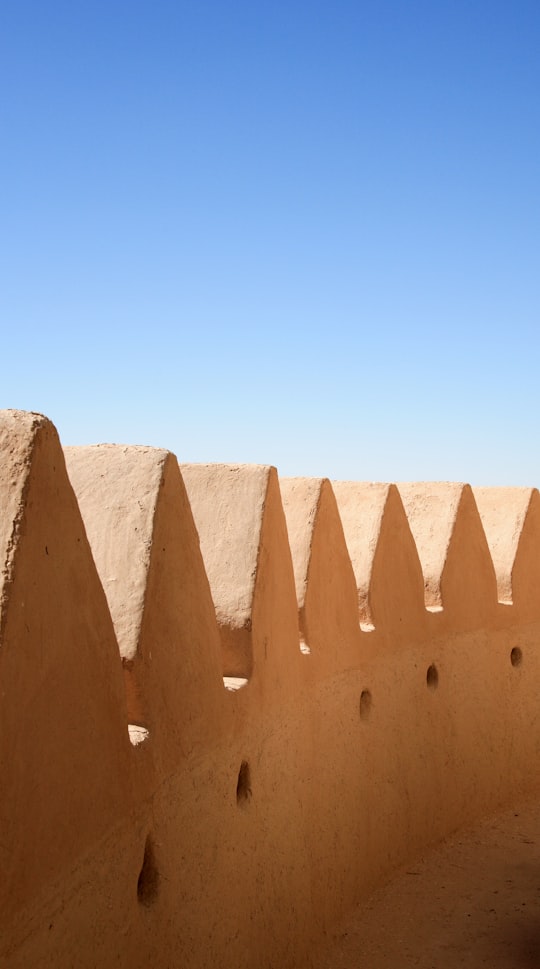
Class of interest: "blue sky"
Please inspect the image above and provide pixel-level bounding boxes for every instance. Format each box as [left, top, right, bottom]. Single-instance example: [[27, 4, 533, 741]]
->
[[1, 1, 539, 484]]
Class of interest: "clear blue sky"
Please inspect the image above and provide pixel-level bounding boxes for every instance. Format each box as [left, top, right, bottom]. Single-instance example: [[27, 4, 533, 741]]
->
[[1, 1, 539, 484]]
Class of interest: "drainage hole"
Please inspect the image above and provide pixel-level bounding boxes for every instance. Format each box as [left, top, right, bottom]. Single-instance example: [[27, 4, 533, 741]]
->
[[426, 664, 439, 690], [236, 760, 252, 805], [359, 690, 372, 720], [137, 835, 159, 907], [510, 646, 523, 668]]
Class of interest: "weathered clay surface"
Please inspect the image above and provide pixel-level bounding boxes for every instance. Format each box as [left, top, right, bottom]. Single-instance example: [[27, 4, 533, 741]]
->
[[180, 464, 269, 631], [0, 411, 132, 926], [181, 464, 300, 696], [332, 481, 427, 642], [1, 410, 540, 969], [64, 445, 166, 661], [313, 795, 540, 969], [280, 477, 359, 668], [65, 446, 225, 776], [398, 482, 498, 630], [474, 486, 540, 622]]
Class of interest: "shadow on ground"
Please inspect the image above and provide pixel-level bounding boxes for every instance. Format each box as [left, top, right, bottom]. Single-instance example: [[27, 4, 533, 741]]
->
[[312, 798, 540, 969]]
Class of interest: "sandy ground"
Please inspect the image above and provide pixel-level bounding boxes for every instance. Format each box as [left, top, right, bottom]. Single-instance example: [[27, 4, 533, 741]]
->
[[313, 797, 540, 968]]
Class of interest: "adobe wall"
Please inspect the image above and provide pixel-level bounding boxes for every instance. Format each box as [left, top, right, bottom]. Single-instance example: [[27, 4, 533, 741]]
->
[[1, 409, 539, 968]]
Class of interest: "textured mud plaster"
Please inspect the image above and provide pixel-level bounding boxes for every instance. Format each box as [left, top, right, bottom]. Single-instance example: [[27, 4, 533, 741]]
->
[[332, 481, 427, 642], [65, 445, 224, 771], [181, 463, 269, 677], [65, 445, 167, 662], [474, 487, 532, 603], [398, 482, 498, 631], [181, 464, 269, 630], [0, 410, 43, 635], [181, 464, 300, 695], [474, 486, 540, 621], [280, 477, 360, 672], [280, 477, 322, 612], [0, 411, 132, 922], [2, 408, 540, 969]]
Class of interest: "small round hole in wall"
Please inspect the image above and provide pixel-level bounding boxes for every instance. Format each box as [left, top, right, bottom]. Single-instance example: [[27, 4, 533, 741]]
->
[[359, 690, 372, 720], [511, 647, 523, 668], [137, 835, 159, 907], [426, 664, 439, 690], [236, 760, 252, 805]]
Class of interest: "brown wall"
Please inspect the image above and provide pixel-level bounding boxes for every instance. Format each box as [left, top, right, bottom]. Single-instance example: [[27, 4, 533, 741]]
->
[[1, 410, 539, 969]]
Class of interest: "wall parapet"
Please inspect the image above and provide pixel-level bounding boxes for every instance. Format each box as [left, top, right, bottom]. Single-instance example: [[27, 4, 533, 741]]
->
[[0, 408, 539, 969]]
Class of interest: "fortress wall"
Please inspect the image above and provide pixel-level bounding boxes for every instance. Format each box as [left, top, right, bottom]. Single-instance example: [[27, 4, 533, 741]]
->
[[64, 446, 226, 780], [280, 477, 360, 671], [0, 412, 138, 961], [474, 486, 540, 621], [331, 480, 428, 641], [1, 410, 540, 968]]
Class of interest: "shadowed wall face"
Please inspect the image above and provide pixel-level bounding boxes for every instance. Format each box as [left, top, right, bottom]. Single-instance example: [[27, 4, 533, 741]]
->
[[0, 412, 132, 921], [1, 409, 540, 969]]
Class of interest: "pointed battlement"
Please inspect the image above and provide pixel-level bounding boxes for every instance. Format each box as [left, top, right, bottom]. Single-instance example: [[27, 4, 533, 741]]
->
[[65, 446, 225, 776], [332, 481, 427, 643], [2, 409, 540, 969], [474, 486, 540, 621], [398, 482, 499, 630], [181, 464, 301, 700], [0, 411, 132, 922], [280, 477, 360, 672]]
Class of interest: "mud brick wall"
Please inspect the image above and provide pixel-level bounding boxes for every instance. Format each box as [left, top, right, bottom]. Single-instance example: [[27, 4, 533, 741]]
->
[[1, 409, 539, 969]]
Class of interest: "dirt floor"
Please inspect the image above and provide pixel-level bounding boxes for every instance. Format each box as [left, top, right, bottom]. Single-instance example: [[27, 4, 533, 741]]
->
[[313, 796, 540, 968]]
